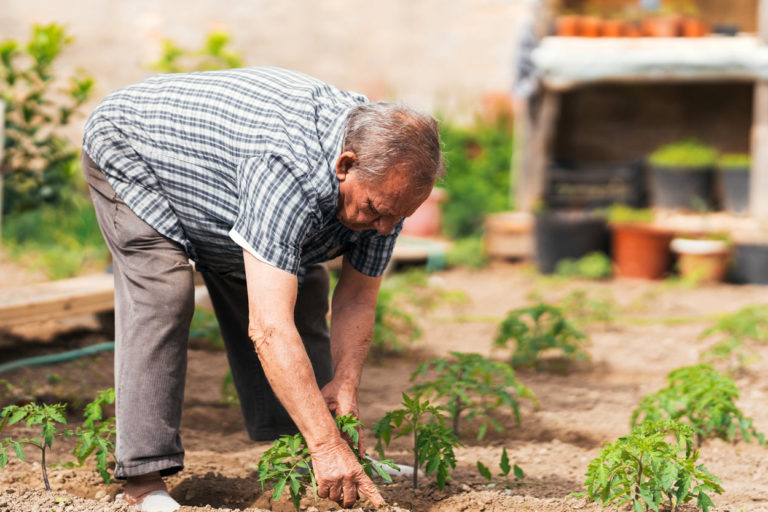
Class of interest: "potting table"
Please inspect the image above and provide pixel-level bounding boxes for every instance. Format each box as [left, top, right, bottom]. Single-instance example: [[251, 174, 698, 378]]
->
[[516, 32, 768, 220]]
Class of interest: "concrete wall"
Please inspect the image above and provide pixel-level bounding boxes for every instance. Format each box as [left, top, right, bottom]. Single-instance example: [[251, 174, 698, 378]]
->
[[1, 0, 532, 127]]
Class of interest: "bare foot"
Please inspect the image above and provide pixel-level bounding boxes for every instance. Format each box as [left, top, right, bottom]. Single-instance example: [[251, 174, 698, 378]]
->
[[122, 472, 167, 505]]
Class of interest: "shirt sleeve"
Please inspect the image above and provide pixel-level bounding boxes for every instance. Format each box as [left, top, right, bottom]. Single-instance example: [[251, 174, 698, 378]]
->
[[346, 218, 404, 277], [229, 155, 316, 275]]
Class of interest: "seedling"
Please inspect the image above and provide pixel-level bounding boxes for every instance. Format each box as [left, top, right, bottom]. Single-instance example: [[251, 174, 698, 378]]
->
[[69, 388, 117, 483], [699, 305, 768, 372], [631, 364, 765, 446], [571, 419, 723, 512], [0, 402, 67, 490], [256, 414, 397, 511], [477, 448, 527, 490], [554, 252, 612, 280], [494, 303, 590, 369], [373, 393, 461, 489], [558, 289, 619, 326], [409, 352, 537, 439]]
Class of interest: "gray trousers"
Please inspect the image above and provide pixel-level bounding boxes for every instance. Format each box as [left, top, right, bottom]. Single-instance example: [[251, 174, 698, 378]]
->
[[82, 153, 333, 478]]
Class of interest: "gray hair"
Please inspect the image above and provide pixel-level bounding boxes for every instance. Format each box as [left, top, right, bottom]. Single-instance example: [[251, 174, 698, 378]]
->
[[342, 102, 445, 190]]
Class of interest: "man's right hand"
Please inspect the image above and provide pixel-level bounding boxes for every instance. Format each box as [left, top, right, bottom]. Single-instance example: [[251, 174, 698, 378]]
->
[[311, 437, 385, 508]]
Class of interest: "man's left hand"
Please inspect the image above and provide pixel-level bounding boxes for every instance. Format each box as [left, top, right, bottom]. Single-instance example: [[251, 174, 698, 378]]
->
[[321, 379, 366, 456]]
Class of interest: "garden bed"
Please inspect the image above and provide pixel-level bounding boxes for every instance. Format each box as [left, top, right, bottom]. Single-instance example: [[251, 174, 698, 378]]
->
[[1, 262, 768, 511]]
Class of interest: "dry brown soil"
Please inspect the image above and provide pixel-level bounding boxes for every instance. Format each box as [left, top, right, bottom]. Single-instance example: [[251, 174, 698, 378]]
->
[[1, 261, 768, 512]]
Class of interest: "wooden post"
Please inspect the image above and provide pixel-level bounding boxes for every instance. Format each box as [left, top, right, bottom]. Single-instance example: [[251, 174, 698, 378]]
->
[[751, 0, 768, 220], [0, 100, 4, 244], [517, 91, 561, 211]]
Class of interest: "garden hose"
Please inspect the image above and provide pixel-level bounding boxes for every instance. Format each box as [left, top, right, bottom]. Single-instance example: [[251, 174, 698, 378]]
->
[[0, 341, 115, 376]]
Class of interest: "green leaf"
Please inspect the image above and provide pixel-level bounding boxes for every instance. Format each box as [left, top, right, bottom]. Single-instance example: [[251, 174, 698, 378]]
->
[[499, 448, 510, 476], [513, 464, 524, 480], [272, 475, 288, 500], [477, 461, 491, 481]]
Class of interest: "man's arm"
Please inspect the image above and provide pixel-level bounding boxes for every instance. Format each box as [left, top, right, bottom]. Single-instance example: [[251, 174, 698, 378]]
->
[[242, 250, 384, 507], [320, 256, 382, 454]]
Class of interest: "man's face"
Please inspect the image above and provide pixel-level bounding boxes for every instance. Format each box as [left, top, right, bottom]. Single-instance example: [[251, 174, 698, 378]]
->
[[335, 152, 431, 236]]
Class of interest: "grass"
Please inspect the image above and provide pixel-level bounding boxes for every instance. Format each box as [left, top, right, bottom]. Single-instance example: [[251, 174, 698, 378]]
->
[[1, 184, 109, 279]]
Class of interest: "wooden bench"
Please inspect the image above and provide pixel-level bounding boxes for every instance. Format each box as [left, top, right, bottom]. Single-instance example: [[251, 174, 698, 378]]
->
[[0, 273, 115, 329]]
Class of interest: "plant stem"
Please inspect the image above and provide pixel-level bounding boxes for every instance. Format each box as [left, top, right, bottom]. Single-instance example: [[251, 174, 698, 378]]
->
[[452, 397, 462, 437], [41, 446, 50, 491], [413, 426, 419, 489]]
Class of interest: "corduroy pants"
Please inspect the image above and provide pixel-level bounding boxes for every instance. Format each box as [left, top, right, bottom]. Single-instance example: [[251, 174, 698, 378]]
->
[[82, 153, 333, 478]]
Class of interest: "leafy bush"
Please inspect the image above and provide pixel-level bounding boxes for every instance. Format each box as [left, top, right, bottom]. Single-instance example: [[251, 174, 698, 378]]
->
[[630, 364, 765, 446], [256, 414, 396, 511], [445, 236, 488, 269], [554, 252, 612, 280], [149, 31, 244, 73], [494, 303, 590, 369], [648, 138, 717, 168], [1, 23, 94, 215], [373, 393, 461, 490], [605, 204, 654, 224], [409, 352, 537, 439], [571, 419, 723, 512], [699, 305, 768, 372], [438, 119, 513, 238], [717, 153, 750, 169]]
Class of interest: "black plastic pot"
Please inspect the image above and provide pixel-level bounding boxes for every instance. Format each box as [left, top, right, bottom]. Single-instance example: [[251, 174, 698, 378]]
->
[[719, 167, 749, 215], [730, 243, 768, 285], [546, 160, 647, 210], [649, 165, 715, 211], [534, 210, 610, 274]]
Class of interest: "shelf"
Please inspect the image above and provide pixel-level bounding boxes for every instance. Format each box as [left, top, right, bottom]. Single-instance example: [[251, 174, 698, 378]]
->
[[532, 36, 768, 90]]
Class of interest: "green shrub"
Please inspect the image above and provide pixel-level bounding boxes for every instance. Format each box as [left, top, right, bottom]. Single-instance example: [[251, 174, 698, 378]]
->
[[438, 119, 513, 238], [605, 204, 654, 224], [630, 364, 765, 446], [149, 31, 244, 73], [1, 23, 94, 216], [717, 153, 750, 169], [648, 138, 717, 168], [494, 303, 590, 369], [554, 252, 612, 280], [445, 236, 488, 269], [571, 419, 723, 512]]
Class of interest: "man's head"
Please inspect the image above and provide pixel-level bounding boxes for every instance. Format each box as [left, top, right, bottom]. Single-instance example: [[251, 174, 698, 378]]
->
[[335, 102, 445, 235]]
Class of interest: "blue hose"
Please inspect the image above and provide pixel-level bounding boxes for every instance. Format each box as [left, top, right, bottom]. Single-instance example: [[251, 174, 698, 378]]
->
[[0, 341, 115, 375]]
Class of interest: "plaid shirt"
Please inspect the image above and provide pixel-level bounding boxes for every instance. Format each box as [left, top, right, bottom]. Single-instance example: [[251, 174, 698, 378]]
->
[[83, 67, 401, 280]]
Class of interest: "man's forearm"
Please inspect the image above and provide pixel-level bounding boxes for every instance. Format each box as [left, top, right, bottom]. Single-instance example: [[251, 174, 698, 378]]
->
[[329, 302, 376, 388], [251, 324, 340, 450]]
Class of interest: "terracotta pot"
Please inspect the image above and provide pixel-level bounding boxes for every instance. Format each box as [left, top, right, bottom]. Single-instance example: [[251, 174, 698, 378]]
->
[[602, 19, 626, 37], [401, 187, 447, 238], [624, 23, 643, 37], [579, 16, 604, 37], [555, 15, 581, 37], [682, 18, 708, 37], [611, 222, 675, 279], [671, 238, 729, 283], [643, 15, 681, 37]]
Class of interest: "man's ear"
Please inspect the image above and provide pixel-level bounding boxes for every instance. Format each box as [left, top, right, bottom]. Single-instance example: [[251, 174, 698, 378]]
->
[[335, 151, 357, 182]]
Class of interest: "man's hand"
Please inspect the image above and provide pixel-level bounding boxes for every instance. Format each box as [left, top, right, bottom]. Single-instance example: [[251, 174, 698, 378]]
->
[[312, 437, 385, 508], [321, 379, 366, 455]]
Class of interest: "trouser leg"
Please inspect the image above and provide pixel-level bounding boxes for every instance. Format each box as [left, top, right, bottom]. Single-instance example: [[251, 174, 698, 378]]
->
[[201, 263, 333, 440], [82, 153, 194, 478]]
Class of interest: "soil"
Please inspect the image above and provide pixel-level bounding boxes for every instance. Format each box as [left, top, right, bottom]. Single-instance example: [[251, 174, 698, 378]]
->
[[2, 261, 768, 512]]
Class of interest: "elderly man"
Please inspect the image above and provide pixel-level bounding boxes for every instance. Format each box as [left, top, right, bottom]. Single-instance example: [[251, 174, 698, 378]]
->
[[81, 66, 443, 511]]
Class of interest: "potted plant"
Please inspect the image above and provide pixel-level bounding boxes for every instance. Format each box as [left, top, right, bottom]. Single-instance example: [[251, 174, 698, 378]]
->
[[534, 207, 610, 275], [717, 153, 750, 215], [642, 4, 683, 37], [678, 1, 708, 37], [602, 13, 627, 37], [671, 236, 730, 283], [555, 11, 582, 37], [647, 138, 718, 211], [607, 205, 675, 279]]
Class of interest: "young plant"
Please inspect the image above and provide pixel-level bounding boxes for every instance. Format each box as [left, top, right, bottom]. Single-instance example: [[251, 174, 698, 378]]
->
[[70, 388, 117, 483], [554, 252, 613, 280], [630, 364, 765, 446], [257, 414, 396, 511], [699, 305, 768, 372], [373, 393, 461, 490], [571, 419, 723, 512], [558, 289, 619, 326], [149, 30, 244, 73], [0, 402, 67, 490], [408, 352, 537, 440], [477, 448, 526, 490], [648, 138, 718, 169], [494, 303, 590, 369]]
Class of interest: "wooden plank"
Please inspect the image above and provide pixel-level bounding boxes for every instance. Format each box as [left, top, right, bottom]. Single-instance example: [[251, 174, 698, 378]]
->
[[0, 274, 114, 328], [0, 100, 4, 243], [752, 0, 768, 220], [519, 91, 560, 211]]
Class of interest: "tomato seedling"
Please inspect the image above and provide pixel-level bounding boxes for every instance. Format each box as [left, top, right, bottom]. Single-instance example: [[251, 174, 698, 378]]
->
[[477, 447, 527, 490], [373, 393, 461, 490], [494, 302, 590, 369], [409, 351, 537, 439], [571, 419, 723, 512], [631, 364, 765, 446], [699, 305, 768, 372], [256, 414, 397, 511], [69, 388, 117, 483]]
